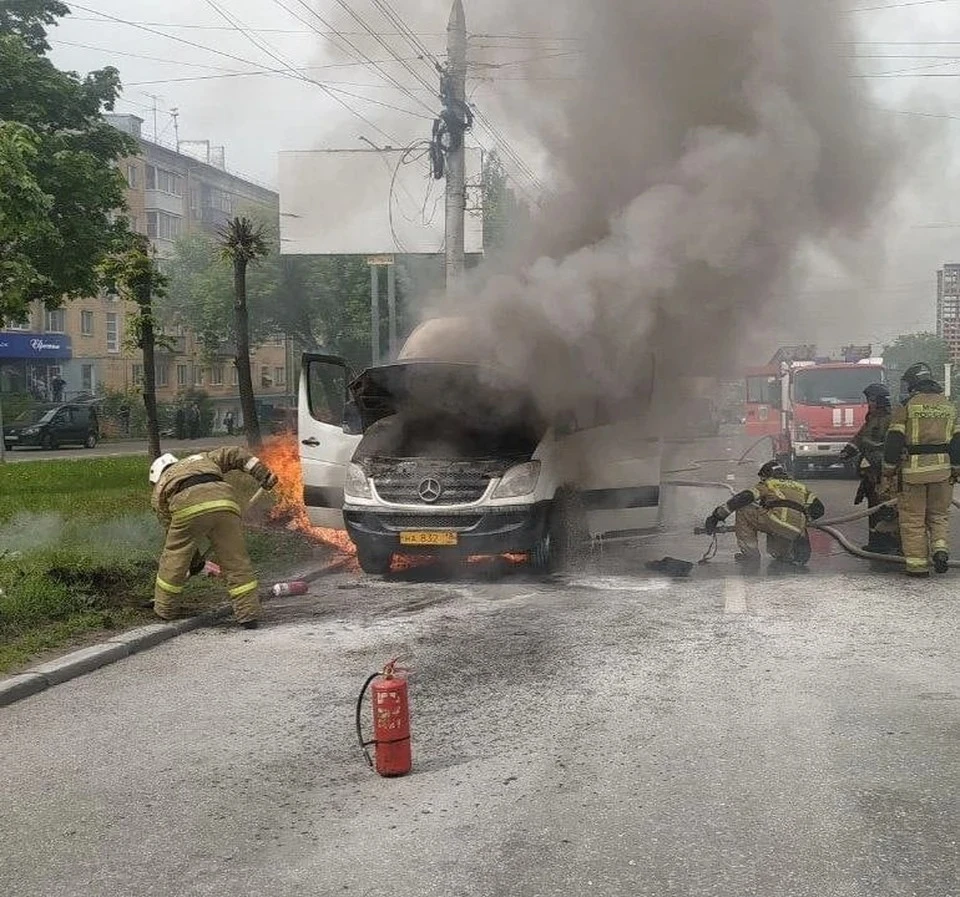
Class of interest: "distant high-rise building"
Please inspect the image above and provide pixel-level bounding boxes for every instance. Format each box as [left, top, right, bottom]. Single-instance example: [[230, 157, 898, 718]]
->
[[937, 264, 960, 362]]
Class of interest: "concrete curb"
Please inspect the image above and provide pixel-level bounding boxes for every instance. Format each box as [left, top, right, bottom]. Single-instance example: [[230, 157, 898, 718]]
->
[[0, 563, 333, 710], [0, 609, 233, 708]]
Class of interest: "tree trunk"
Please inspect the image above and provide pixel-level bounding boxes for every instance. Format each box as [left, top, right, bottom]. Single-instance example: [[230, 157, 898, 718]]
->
[[139, 293, 162, 461], [233, 257, 262, 449]]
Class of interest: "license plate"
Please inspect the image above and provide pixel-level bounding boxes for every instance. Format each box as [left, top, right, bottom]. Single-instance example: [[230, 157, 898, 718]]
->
[[399, 531, 458, 546], [6, 436, 17, 441]]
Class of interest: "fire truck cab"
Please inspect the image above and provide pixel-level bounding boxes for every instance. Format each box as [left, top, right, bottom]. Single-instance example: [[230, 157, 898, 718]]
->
[[775, 356, 885, 477]]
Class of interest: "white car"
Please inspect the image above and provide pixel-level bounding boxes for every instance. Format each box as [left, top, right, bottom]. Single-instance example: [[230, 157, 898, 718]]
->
[[297, 323, 663, 575]]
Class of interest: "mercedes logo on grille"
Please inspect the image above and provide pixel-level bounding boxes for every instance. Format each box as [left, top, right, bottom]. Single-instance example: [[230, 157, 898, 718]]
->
[[417, 477, 442, 503]]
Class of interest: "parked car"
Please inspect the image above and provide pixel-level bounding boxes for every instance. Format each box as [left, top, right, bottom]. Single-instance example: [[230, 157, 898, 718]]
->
[[3, 403, 100, 451]]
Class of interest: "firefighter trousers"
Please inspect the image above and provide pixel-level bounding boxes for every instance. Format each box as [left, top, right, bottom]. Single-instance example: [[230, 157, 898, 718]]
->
[[864, 478, 900, 548], [155, 509, 261, 623], [898, 479, 953, 575], [734, 506, 798, 561]]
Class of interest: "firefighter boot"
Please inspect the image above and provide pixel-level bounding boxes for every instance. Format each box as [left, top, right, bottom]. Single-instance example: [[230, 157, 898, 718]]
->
[[734, 551, 762, 573], [933, 551, 950, 574]]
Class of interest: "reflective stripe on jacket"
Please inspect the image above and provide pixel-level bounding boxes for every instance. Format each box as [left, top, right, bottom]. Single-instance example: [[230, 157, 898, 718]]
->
[[885, 393, 958, 484], [152, 446, 260, 526]]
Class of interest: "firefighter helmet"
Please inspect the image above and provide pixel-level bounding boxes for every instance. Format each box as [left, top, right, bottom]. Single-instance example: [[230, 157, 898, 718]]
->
[[149, 453, 179, 484], [862, 382, 891, 407], [758, 460, 787, 480], [901, 362, 934, 395]]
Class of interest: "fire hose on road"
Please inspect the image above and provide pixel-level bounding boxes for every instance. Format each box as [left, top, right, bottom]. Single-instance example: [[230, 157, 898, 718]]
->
[[695, 498, 960, 568]]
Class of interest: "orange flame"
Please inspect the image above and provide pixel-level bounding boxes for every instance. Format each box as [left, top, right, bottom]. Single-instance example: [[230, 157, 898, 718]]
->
[[261, 435, 358, 560]]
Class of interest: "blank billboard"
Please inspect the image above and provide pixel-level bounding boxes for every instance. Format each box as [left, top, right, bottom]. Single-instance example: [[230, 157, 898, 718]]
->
[[279, 148, 483, 256]]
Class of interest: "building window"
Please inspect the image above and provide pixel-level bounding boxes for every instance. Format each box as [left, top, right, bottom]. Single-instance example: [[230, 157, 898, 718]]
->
[[231, 365, 238, 387], [127, 164, 138, 188], [132, 362, 144, 385], [195, 366, 205, 386], [146, 210, 182, 241], [211, 365, 224, 386], [156, 361, 168, 388], [45, 309, 65, 333], [260, 365, 272, 387], [274, 366, 286, 386], [177, 364, 188, 387], [81, 364, 94, 393], [146, 165, 157, 190], [81, 310, 94, 336], [106, 313, 119, 353]]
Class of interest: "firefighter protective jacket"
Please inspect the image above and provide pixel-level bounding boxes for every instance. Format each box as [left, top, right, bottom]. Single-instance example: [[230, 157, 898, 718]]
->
[[844, 408, 892, 471], [882, 387, 960, 485], [152, 446, 267, 527], [721, 477, 825, 538]]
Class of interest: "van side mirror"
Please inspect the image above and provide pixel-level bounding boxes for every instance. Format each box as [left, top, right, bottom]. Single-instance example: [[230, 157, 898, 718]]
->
[[342, 401, 362, 435]]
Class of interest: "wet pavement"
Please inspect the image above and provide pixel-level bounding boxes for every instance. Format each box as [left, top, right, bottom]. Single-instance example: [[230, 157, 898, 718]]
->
[[1, 430, 958, 896]]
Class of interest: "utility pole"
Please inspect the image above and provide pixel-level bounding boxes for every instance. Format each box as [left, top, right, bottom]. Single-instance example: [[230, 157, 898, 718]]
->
[[171, 107, 180, 152], [387, 262, 397, 357], [370, 264, 381, 365], [443, 0, 467, 287]]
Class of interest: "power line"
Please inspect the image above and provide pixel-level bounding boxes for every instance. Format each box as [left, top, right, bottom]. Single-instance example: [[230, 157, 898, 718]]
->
[[329, 0, 437, 95], [279, 0, 435, 115], [49, 38, 245, 71], [203, 0, 404, 142], [371, 0, 442, 75], [66, 14, 449, 38], [845, 0, 960, 10]]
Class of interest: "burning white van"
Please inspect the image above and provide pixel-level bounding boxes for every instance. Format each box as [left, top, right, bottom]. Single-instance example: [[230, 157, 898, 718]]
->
[[297, 318, 662, 574]]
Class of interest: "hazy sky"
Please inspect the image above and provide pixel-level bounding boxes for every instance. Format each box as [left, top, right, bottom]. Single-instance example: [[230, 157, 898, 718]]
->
[[45, 0, 960, 355]]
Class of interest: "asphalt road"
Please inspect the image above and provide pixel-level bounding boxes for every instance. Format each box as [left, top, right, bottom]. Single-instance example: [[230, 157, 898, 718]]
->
[[1, 431, 958, 896]]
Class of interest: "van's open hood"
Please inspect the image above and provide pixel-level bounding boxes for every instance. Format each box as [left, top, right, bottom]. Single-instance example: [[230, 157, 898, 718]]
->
[[349, 361, 540, 431]]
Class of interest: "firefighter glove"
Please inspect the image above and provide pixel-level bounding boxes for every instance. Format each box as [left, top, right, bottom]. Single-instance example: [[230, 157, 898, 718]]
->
[[839, 443, 857, 461], [189, 550, 207, 577], [252, 462, 278, 490]]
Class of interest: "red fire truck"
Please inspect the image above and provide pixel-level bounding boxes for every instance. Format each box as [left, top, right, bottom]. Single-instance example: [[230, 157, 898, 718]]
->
[[744, 346, 885, 476]]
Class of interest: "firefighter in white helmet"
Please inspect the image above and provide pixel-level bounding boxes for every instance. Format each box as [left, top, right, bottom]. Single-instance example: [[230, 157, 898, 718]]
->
[[149, 447, 278, 628]]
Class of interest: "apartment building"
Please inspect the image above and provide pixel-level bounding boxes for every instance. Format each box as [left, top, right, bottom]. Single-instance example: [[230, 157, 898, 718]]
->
[[938, 264, 960, 364], [0, 114, 294, 429]]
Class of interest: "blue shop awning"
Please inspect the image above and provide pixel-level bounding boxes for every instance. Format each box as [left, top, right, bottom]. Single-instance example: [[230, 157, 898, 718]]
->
[[0, 332, 73, 360]]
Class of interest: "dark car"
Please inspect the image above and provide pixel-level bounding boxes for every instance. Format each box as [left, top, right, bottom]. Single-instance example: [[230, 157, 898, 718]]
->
[[3, 403, 100, 451]]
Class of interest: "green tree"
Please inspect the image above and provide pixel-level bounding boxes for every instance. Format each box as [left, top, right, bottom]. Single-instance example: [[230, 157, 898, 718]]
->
[[0, 122, 55, 314], [99, 234, 168, 460], [0, 1, 135, 325], [218, 216, 269, 449], [882, 332, 960, 399], [482, 150, 529, 252]]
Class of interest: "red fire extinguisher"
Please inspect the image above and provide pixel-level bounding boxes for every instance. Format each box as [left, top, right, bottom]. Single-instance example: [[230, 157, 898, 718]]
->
[[355, 658, 412, 777]]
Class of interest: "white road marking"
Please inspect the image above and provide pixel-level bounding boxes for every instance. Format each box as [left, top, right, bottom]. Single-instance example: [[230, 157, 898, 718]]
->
[[723, 576, 747, 615]]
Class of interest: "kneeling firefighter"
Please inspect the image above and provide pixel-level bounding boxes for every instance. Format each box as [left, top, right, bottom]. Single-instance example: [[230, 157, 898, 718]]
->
[[704, 461, 825, 570], [149, 447, 278, 628], [839, 382, 900, 554], [881, 362, 960, 577]]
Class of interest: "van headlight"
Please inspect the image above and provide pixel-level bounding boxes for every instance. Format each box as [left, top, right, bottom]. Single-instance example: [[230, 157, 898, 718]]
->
[[492, 461, 541, 499], [23, 427, 39, 436], [344, 463, 372, 499]]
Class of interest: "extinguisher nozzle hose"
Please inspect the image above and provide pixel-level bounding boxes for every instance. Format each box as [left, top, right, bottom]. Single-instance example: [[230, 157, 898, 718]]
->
[[355, 672, 380, 769]]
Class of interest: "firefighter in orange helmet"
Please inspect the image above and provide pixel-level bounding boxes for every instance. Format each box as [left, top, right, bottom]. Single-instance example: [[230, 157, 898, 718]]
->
[[149, 447, 278, 628]]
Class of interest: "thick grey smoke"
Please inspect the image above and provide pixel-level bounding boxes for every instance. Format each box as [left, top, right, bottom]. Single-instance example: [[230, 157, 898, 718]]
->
[[427, 0, 902, 417]]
